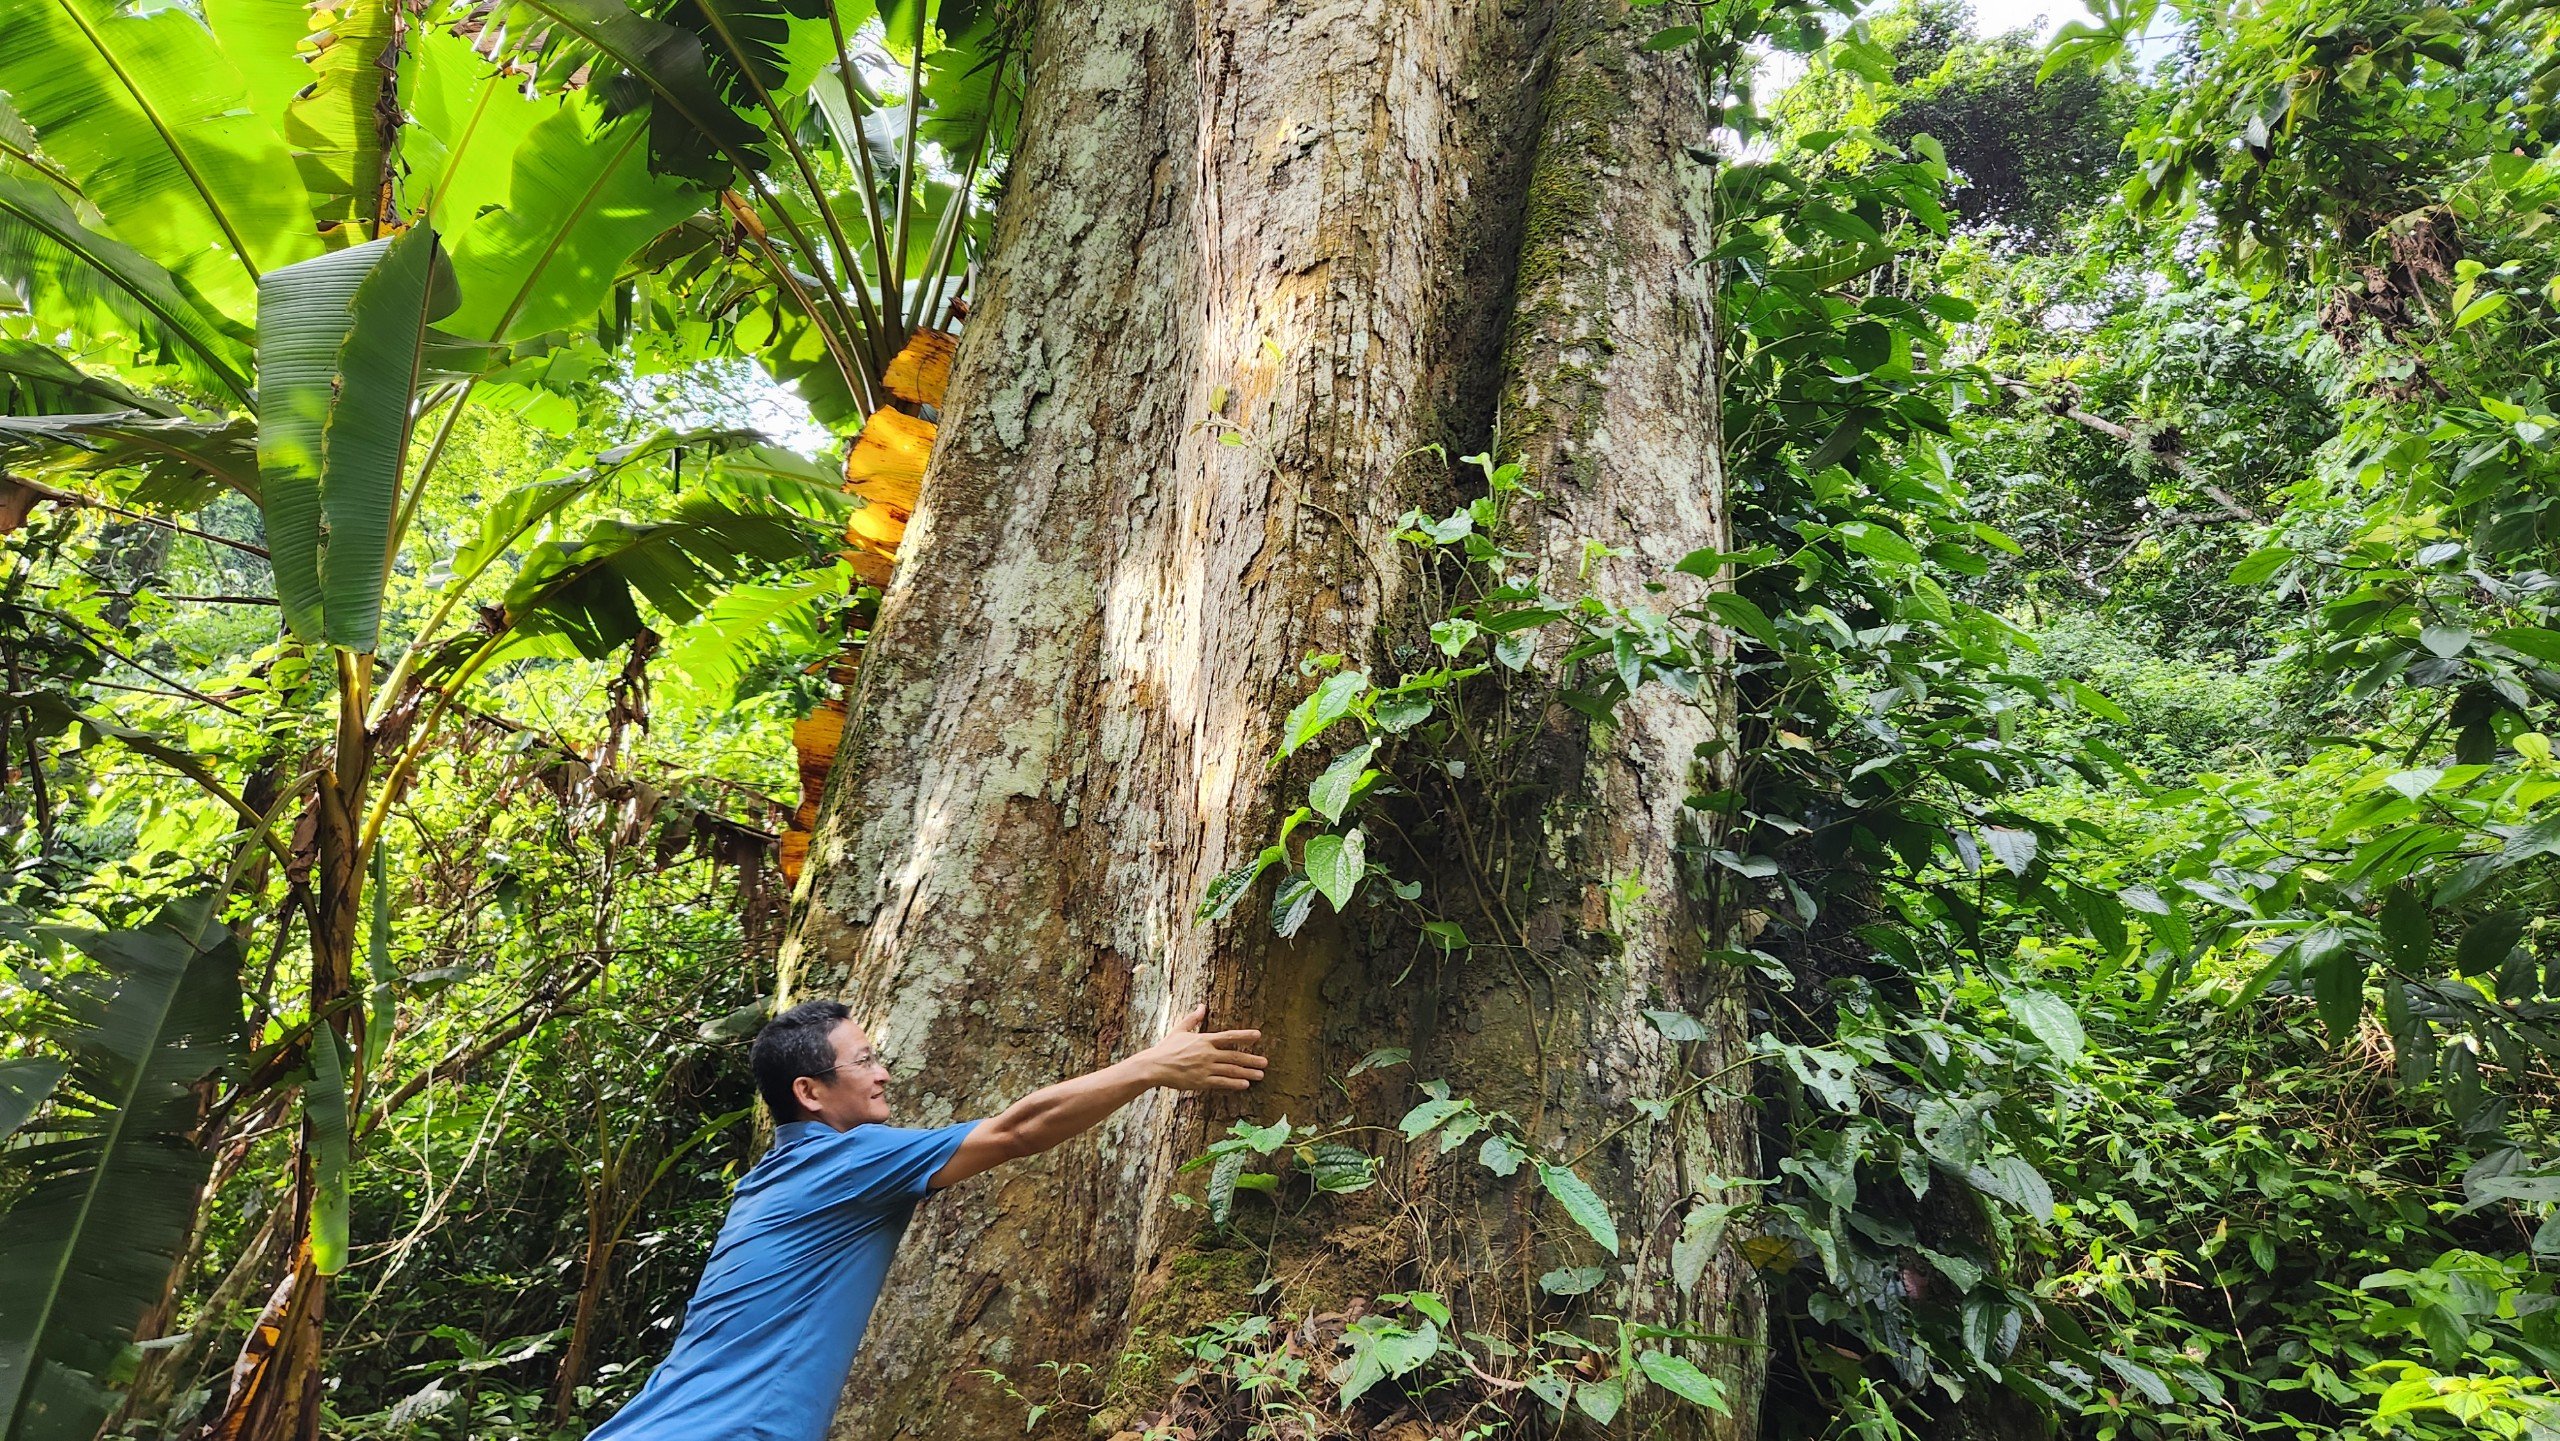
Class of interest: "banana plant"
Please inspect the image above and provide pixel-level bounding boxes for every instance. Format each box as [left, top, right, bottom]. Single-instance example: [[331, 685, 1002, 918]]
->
[[0, 896, 246, 1441], [0, 5, 868, 1435], [471, 0, 1019, 426]]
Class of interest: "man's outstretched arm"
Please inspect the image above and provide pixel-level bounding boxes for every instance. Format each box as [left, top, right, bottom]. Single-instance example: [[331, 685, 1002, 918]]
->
[[930, 1005, 1266, 1188]]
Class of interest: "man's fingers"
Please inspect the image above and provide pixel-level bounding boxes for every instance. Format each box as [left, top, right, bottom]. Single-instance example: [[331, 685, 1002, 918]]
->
[[1219, 1076, 1252, 1090], [1172, 1003, 1206, 1034], [1208, 1028, 1262, 1046]]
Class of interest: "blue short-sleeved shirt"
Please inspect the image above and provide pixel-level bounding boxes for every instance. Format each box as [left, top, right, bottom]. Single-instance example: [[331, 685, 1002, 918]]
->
[[586, 1117, 980, 1441]]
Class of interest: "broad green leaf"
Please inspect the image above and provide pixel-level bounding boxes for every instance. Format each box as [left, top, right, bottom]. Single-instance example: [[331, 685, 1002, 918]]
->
[[1279, 670, 1369, 758], [1637, 1350, 1731, 1412], [2455, 911, 2526, 977], [1536, 1160, 1619, 1255], [0, 0, 317, 325], [0, 1060, 64, 1145], [448, 430, 743, 583], [1539, 1264, 1606, 1295], [2419, 624, 2472, 658], [1398, 1097, 1464, 1140], [1646, 1009, 1712, 1042], [1671, 1201, 1733, 1293], [1574, 1374, 1624, 1424], [1306, 1142, 1376, 1193], [1207, 1149, 1245, 1225], [0, 175, 253, 404], [1982, 826, 2038, 877], [1834, 519, 1923, 567], [1198, 849, 1281, 924], [499, 500, 811, 659], [0, 898, 243, 1438], [2312, 944, 2366, 1047], [0, 340, 156, 417], [2063, 678, 2128, 723], [1307, 740, 1377, 824], [205, 0, 400, 227], [2379, 886, 2431, 968], [1233, 1116, 1291, 1153], [1302, 827, 1365, 911], [2453, 291, 2508, 328], [258, 239, 388, 639], [2005, 989, 2083, 1065], [1270, 872, 1316, 938], [2100, 1353, 2174, 1405], [1479, 1133, 1524, 1177], [308, 1025, 352, 1276], [1330, 1317, 1437, 1404], [1704, 591, 1780, 648], [481, 0, 769, 191], [0, 412, 258, 511], [1786, 1045, 1860, 1112], [1913, 1094, 1987, 1169], [666, 571, 847, 700], [444, 103, 705, 341], [2227, 545, 2293, 585], [1970, 1155, 2056, 1221], [319, 223, 457, 651], [400, 25, 552, 255]]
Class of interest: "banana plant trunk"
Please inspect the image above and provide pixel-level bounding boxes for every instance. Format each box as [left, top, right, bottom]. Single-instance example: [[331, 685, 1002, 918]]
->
[[781, 0, 1760, 1434], [211, 667, 374, 1441]]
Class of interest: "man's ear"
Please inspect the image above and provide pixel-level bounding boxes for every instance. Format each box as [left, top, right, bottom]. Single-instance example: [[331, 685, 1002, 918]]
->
[[792, 1073, 825, 1118]]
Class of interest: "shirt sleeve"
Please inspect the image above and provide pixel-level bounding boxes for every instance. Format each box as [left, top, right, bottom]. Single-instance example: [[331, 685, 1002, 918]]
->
[[820, 1120, 982, 1210]]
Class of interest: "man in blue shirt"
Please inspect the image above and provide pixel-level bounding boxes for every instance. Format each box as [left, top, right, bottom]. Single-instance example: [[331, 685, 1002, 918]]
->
[[586, 999, 1267, 1441]]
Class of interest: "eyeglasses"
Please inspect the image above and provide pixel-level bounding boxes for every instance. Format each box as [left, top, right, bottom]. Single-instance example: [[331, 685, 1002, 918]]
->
[[824, 1048, 889, 1076]]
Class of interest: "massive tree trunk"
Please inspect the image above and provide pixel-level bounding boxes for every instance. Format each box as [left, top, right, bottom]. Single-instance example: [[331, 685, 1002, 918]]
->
[[778, 0, 1759, 1433]]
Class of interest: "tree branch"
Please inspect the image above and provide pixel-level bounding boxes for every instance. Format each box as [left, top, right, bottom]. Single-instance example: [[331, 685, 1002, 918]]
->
[[1986, 373, 2261, 522]]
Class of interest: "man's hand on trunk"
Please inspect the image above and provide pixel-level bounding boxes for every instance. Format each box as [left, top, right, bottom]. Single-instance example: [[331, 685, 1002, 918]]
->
[[930, 1003, 1269, 1187], [1138, 1005, 1268, 1092]]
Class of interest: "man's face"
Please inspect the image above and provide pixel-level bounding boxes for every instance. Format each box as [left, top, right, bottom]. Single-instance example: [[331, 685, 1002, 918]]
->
[[792, 1018, 892, 1130]]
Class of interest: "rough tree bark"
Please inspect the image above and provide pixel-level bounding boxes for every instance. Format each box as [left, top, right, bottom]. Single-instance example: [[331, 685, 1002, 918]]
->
[[778, 0, 1759, 1433]]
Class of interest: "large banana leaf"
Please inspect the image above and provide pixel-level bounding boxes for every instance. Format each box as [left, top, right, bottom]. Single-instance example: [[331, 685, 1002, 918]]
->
[[499, 500, 813, 658], [664, 567, 846, 701], [0, 896, 245, 1441], [708, 443, 859, 523], [0, 342, 162, 418], [444, 430, 746, 586], [205, 0, 401, 229], [322, 226, 459, 650], [0, 176, 254, 405], [306, 1028, 352, 1276], [444, 105, 704, 341], [0, 94, 57, 190], [400, 25, 551, 254], [877, 0, 1014, 154], [256, 224, 458, 650], [673, 0, 842, 114], [0, 413, 259, 512], [0, 1062, 64, 1146], [484, 0, 769, 190], [257, 243, 381, 637], [0, 0, 318, 325]]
